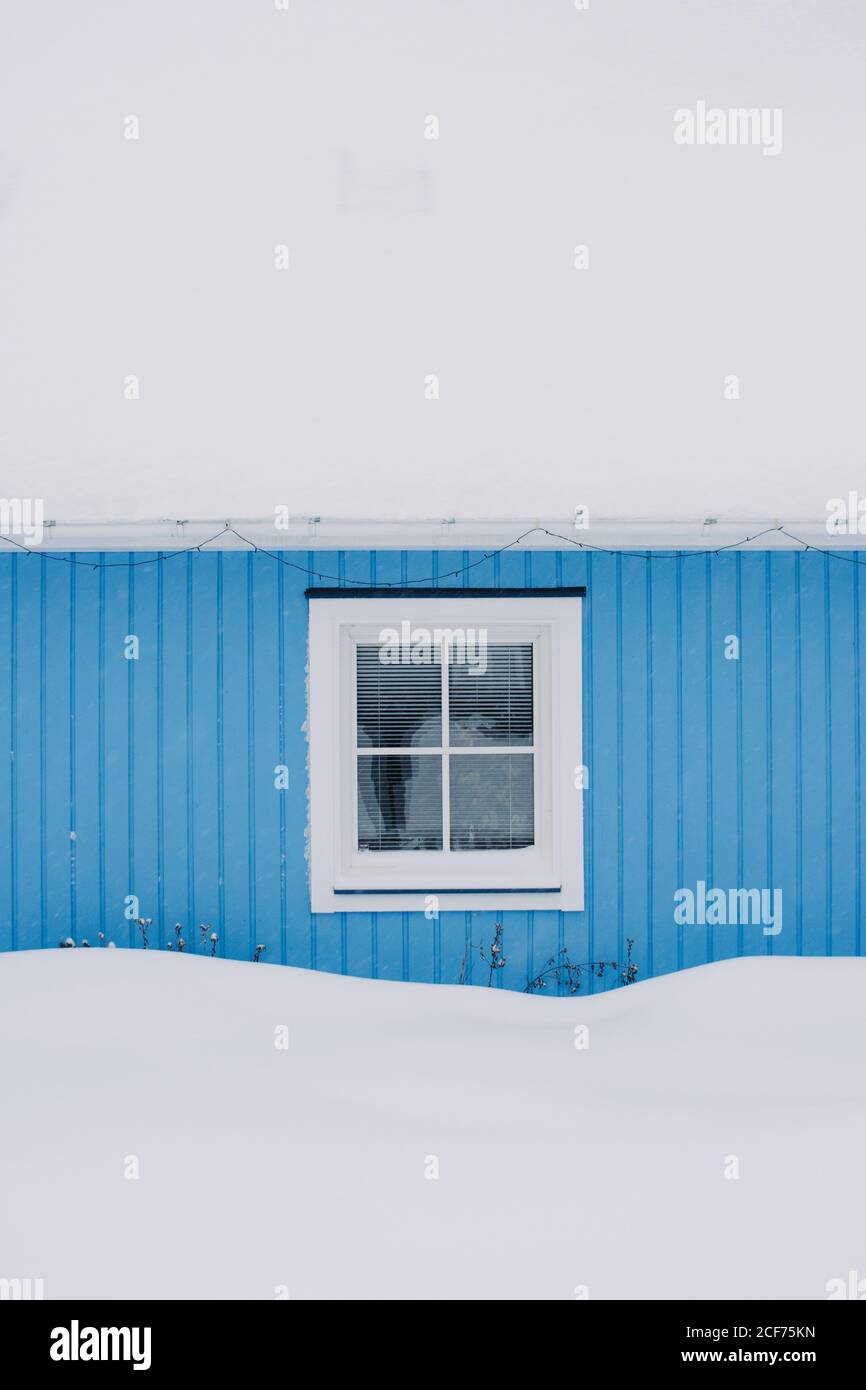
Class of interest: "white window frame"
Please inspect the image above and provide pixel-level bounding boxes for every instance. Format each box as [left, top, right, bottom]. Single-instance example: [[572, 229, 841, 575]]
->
[[308, 595, 583, 913]]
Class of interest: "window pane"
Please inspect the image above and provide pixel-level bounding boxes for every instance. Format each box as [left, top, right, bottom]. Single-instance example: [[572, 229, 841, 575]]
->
[[449, 753, 534, 850], [358, 754, 443, 850], [449, 643, 533, 747], [356, 645, 442, 748]]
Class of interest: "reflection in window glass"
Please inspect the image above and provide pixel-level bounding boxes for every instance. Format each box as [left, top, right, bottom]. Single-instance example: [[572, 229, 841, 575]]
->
[[356, 646, 442, 748], [449, 644, 533, 747], [358, 754, 443, 850], [449, 754, 534, 850]]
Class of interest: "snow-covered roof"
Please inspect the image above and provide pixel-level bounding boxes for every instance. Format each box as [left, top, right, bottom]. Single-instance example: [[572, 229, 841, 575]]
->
[[1, 2, 863, 529]]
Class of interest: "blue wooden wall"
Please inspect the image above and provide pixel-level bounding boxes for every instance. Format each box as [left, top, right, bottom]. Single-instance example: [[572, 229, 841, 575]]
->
[[0, 547, 863, 989]]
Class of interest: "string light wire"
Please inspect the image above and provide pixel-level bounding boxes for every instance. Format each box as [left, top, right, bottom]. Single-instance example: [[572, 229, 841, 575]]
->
[[1, 522, 864, 586]]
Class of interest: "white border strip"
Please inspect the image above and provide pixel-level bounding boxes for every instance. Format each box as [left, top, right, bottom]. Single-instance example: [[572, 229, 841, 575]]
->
[[1, 515, 858, 552]]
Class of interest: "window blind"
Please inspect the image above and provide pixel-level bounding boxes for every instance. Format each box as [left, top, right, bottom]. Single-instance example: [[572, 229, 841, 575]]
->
[[355, 640, 535, 853], [449, 644, 533, 746], [356, 645, 442, 748]]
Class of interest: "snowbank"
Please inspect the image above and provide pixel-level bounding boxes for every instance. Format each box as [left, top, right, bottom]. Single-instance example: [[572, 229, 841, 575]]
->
[[1, 950, 864, 1300]]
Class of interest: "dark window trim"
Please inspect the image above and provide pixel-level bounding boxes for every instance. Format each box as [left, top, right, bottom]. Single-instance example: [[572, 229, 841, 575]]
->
[[306, 587, 586, 599], [333, 885, 562, 895]]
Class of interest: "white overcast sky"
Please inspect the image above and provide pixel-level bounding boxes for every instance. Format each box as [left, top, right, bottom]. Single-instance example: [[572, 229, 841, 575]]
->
[[0, 0, 864, 526]]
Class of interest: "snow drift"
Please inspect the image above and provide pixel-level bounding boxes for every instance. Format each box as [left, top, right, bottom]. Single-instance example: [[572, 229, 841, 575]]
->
[[0, 950, 864, 1300]]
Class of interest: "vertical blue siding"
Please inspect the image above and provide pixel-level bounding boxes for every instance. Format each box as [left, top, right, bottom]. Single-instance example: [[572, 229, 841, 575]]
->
[[0, 547, 864, 988]]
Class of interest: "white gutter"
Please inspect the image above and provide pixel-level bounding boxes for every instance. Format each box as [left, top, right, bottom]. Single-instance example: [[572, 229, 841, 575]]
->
[[0, 516, 860, 553]]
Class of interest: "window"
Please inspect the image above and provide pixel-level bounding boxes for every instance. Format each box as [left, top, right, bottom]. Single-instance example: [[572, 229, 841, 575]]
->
[[308, 595, 583, 912]]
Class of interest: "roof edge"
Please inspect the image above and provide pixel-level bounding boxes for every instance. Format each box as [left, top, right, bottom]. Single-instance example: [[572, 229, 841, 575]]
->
[[0, 515, 858, 553]]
